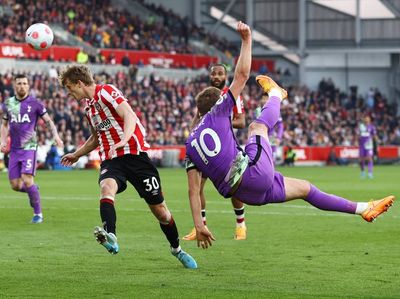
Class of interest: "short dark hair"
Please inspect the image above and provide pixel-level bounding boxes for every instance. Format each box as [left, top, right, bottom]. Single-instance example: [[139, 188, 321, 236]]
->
[[195, 87, 221, 115], [209, 63, 227, 74], [13, 74, 28, 81]]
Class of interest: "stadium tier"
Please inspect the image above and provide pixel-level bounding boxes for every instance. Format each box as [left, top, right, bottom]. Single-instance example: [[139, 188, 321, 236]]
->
[[0, 0, 234, 56]]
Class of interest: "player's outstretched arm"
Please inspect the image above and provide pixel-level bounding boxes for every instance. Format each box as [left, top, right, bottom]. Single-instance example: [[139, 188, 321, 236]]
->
[[41, 113, 64, 148], [0, 119, 9, 153], [187, 169, 215, 249], [61, 126, 99, 166], [230, 21, 252, 100]]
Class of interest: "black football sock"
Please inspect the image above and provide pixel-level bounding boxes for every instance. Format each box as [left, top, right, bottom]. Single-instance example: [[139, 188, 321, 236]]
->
[[159, 216, 179, 249], [100, 199, 117, 235]]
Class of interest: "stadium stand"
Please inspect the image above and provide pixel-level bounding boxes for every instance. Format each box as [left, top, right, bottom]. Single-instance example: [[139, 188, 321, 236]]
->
[[1, 69, 399, 163], [0, 0, 399, 167], [0, 0, 233, 56]]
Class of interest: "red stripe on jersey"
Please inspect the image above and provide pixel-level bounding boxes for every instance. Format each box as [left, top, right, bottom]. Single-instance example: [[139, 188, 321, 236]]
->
[[221, 86, 244, 115], [96, 106, 110, 160], [102, 84, 125, 105], [97, 100, 120, 159], [132, 122, 150, 151]]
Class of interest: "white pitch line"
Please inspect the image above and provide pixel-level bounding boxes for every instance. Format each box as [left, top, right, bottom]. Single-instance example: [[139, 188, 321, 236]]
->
[[0, 203, 397, 219]]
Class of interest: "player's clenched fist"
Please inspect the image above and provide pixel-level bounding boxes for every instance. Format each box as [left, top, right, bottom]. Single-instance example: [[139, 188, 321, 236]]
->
[[236, 21, 251, 40]]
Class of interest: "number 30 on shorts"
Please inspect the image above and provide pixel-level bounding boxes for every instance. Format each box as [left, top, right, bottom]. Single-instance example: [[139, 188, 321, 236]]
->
[[143, 177, 160, 192]]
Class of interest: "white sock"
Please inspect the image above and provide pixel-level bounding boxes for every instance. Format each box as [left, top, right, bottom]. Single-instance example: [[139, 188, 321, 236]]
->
[[269, 88, 282, 100], [171, 246, 181, 254], [355, 202, 369, 214], [34, 213, 43, 218]]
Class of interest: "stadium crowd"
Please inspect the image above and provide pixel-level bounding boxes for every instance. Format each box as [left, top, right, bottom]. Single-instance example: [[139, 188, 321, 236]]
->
[[1, 68, 399, 168], [0, 0, 234, 57]]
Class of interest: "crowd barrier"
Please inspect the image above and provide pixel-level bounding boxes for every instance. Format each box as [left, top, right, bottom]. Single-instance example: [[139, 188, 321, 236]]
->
[[0, 42, 218, 69]]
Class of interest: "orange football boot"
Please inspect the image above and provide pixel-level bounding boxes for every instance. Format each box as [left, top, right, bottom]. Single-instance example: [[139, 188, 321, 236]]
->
[[182, 227, 197, 241], [361, 195, 395, 222], [234, 226, 247, 240], [255, 75, 288, 100]]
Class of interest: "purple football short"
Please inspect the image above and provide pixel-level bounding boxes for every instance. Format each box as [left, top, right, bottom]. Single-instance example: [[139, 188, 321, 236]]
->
[[233, 135, 286, 206], [8, 149, 37, 180], [359, 146, 373, 158]]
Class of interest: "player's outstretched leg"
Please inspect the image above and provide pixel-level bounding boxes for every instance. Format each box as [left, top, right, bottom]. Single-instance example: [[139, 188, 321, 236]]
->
[[94, 226, 119, 255], [285, 178, 395, 222], [254, 75, 287, 132], [255, 75, 287, 100]]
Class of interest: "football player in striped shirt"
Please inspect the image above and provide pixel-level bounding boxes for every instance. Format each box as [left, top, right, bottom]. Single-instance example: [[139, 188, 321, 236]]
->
[[59, 65, 197, 269]]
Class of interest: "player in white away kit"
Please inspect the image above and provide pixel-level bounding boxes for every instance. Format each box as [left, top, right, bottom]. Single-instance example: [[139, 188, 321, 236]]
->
[[59, 65, 197, 269]]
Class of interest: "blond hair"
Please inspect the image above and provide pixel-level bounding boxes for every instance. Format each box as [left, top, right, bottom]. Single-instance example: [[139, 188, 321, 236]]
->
[[58, 65, 94, 86]]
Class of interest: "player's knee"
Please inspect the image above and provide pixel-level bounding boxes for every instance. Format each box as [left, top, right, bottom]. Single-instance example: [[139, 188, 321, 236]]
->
[[158, 213, 171, 224], [248, 121, 268, 137], [151, 204, 171, 223], [100, 179, 118, 196], [10, 184, 20, 191], [302, 180, 312, 197], [158, 208, 171, 223], [100, 184, 116, 197]]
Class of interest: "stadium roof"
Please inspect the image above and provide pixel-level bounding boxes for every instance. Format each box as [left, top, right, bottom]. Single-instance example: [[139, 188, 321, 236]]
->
[[313, 0, 396, 19]]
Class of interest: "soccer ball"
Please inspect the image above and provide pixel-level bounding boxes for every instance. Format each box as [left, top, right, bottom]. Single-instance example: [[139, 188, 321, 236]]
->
[[25, 23, 54, 50]]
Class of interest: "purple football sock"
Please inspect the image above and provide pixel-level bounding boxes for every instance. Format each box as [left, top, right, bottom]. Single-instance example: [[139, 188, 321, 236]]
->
[[18, 184, 27, 193], [305, 184, 357, 214], [27, 184, 42, 214], [368, 160, 373, 174], [360, 160, 365, 172], [254, 96, 281, 131]]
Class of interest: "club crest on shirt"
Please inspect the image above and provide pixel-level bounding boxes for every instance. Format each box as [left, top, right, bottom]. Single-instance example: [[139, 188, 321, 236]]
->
[[94, 102, 102, 111]]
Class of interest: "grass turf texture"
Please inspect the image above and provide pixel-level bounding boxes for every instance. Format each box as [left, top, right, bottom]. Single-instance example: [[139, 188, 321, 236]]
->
[[0, 166, 399, 298]]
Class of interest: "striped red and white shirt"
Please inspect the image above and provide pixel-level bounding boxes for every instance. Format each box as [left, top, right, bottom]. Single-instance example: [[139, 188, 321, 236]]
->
[[85, 84, 150, 161], [221, 86, 244, 115]]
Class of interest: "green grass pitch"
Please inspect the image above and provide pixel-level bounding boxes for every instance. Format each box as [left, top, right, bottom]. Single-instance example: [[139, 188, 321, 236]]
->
[[0, 166, 399, 298]]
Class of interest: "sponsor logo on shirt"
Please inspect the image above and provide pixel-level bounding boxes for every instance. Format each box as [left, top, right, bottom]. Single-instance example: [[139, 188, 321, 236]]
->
[[10, 113, 31, 123], [96, 118, 112, 131]]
